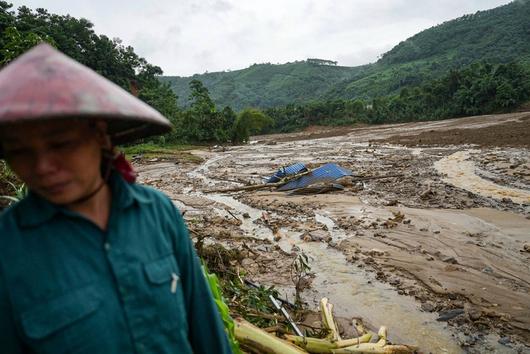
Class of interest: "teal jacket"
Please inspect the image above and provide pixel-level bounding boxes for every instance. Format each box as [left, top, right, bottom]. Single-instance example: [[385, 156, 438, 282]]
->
[[0, 173, 232, 354]]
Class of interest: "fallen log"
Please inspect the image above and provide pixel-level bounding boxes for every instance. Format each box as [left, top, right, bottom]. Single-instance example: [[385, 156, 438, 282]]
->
[[352, 174, 404, 181], [206, 180, 287, 193], [206, 173, 405, 194]]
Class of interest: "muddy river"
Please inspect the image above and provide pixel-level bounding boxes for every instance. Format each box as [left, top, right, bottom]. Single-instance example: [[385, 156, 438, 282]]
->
[[136, 112, 530, 353]]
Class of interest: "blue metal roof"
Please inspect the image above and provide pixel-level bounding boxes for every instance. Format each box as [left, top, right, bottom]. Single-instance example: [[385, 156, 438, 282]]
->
[[278, 163, 352, 191], [266, 162, 307, 183]]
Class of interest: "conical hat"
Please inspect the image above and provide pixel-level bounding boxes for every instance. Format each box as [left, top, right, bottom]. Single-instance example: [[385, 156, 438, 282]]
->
[[0, 43, 172, 149]]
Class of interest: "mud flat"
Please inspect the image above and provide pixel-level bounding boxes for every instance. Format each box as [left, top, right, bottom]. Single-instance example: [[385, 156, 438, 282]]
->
[[434, 150, 530, 204], [136, 112, 530, 353]]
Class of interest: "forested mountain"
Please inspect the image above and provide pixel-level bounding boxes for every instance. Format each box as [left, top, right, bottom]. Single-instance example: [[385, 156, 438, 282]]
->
[[162, 0, 530, 110], [160, 61, 366, 111], [330, 0, 530, 100], [379, 1, 530, 66]]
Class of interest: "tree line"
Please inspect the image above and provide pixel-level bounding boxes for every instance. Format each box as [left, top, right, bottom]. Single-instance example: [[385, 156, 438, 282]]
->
[[0, 3, 271, 145], [263, 61, 530, 133]]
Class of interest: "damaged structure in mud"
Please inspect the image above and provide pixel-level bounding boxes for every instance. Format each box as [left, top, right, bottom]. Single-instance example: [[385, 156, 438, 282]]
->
[[136, 112, 530, 354]]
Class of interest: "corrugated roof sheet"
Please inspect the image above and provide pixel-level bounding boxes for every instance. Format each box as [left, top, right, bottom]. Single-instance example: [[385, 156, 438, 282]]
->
[[278, 163, 351, 191], [266, 162, 307, 183]]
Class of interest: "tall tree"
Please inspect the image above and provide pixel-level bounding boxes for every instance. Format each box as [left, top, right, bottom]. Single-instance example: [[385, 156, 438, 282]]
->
[[232, 109, 273, 143], [0, 3, 183, 143]]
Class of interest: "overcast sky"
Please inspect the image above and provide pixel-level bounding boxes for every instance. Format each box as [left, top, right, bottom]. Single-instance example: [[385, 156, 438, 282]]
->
[[11, 0, 512, 76]]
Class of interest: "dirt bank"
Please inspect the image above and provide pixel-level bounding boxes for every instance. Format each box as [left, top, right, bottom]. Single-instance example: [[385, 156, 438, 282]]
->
[[381, 113, 530, 148]]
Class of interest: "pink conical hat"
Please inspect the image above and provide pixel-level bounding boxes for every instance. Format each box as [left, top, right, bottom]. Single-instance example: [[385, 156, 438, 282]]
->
[[0, 43, 172, 147]]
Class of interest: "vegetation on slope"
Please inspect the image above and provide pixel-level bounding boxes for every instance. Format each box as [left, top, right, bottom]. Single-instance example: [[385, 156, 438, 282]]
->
[[264, 61, 530, 132], [329, 0, 530, 100], [0, 2, 270, 146], [0, 1, 180, 129], [162, 0, 530, 109], [160, 61, 365, 111], [379, 1, 530, 65]]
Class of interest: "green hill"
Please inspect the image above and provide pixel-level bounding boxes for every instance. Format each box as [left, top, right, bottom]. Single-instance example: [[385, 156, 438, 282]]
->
[[161, 0, 530, 110], [160, 61, 367, 111], [330, 0, 530, 100], [379, 1, 530, 66]]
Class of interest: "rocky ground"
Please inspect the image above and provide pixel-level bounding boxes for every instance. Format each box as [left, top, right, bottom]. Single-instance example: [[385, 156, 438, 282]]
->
[[135, 112, 530, 354]]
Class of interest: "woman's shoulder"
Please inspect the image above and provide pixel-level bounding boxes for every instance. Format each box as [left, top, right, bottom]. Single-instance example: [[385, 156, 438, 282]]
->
[[0, 205, 14, 231], [128, 182, 175, 209], [0, 199, 26, 241], [0, 198, 25, 227], [0, 192, 56, 234], [127, 183, 186, 233]]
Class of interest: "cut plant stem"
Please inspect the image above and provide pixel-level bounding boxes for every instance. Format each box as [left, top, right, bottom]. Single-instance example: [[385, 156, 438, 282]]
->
[[320, 298, 341, 341], [234, 317, 308, 354], [285, 333, 372, 353], [331, 343, 418, 353]]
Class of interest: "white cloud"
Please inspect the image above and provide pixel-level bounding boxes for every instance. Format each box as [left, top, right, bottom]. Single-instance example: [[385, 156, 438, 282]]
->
[[10, 0, 512, 76]]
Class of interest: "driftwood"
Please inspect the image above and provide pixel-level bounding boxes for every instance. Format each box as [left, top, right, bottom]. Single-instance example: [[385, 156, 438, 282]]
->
[[206, 170, 311, 193], [206, 180, 286, 193], [206, 173, 405, 194], [354, 173, 404, 181]]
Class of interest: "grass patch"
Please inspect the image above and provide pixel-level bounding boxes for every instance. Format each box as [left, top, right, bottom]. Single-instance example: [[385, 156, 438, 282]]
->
[[121, 143, 204, 163], [0, 161, 23, 208]]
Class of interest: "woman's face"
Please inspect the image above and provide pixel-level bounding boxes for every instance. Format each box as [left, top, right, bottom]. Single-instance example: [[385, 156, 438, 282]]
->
[[1, 120, 106, 205]]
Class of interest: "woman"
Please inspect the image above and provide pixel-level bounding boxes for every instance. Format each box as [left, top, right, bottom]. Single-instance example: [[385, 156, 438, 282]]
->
[[0, 44, 232, 354]]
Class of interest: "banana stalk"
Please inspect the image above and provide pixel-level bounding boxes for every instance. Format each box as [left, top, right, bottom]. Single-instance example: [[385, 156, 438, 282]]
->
[[284, 333, 372, 353], [320, 298, 341, 341], [377, 326, 387, 346], [234, 297, 416, 354], [331, 343, 418, 354], [331, 327, 417, 354], [234, 317, 308, 354]]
